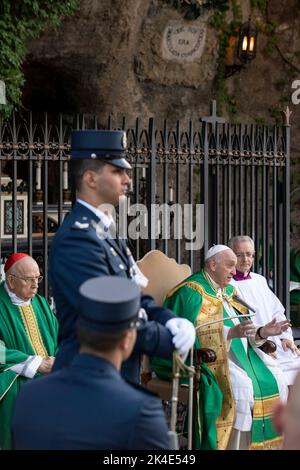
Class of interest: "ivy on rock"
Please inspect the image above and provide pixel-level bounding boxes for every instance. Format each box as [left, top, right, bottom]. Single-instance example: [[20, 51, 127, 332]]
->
[[0, 0, 80, 118]]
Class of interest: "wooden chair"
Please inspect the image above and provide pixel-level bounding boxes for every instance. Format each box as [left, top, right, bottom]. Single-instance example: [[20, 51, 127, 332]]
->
[[137, 249, 191, 306], [137, 250, 191, 399]]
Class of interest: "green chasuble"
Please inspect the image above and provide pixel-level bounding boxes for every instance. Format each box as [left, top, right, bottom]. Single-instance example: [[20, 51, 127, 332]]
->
[[0, 282, 58, 449], [151, 270, 282, 450]]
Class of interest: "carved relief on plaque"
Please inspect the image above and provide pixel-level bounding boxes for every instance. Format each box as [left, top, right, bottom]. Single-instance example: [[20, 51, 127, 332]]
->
[[162, 21, 206, 62]]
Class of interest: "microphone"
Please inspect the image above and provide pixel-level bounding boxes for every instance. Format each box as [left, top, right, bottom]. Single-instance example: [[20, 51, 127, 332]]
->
[[232, 294, 256, 314]]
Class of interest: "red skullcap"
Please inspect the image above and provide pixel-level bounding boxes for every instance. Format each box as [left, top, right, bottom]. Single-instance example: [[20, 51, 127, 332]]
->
[[4, 253, 29, 273]]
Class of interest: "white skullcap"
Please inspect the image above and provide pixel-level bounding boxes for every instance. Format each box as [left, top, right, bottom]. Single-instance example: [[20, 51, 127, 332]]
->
[[205, 244, 231, 261]]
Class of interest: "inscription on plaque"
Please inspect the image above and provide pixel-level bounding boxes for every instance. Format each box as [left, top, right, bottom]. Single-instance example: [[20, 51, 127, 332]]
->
[[162, 21, 206, 62]]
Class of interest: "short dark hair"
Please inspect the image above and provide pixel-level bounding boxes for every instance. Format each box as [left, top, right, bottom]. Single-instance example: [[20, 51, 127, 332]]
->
[[77, 325, 127, 352], [70, 159, 106, 191]]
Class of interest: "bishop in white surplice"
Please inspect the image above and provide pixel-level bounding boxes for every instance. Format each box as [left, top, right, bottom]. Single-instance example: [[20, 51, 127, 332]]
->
[[230, 236, 300, 386]]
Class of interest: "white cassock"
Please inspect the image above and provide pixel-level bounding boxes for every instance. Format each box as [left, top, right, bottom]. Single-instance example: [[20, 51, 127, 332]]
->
[[231, 273, 300, 386], [220, 292, 288, 449]]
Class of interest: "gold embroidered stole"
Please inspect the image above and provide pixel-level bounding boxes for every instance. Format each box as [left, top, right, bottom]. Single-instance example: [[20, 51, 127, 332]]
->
[[190, 282, 235, 450], [166, 279, 236, 449], [18, 305, 48, 357]]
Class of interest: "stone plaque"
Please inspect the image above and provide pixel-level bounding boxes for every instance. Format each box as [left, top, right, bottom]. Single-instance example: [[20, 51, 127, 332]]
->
[[162, 21, 206, 62]]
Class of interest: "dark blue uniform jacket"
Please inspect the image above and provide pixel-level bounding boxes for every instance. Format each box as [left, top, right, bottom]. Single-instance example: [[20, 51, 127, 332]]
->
[[49, 202, 174, 382], [13, 354, 171, 450]]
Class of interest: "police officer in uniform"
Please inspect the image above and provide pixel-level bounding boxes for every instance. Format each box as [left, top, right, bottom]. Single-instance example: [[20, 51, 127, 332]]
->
[[49, 130, 195, 382], [13, 276, 171, 449]]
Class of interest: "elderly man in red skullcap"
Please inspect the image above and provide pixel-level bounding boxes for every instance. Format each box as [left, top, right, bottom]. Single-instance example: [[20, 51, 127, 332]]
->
[[0, 253, 58, 450]]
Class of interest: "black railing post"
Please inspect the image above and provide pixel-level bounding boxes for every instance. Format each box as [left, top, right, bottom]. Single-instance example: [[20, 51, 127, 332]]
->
[[162, 119, 169, 256], [12, 112, 17, 252], [58, 114, 64, 227], [27, 112, 33, 256], [283, 108, 291, 317], [202, 100, 225, 252], [175, 120, 181, 263], [42, 113, 49, 299], [147, 117, 156, 252], [188, 120, 194, 270], [202, 119, 209, 254]]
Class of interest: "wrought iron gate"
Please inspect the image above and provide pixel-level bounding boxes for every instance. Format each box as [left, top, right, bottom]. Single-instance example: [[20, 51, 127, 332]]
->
[[0, 101, 290, 313]]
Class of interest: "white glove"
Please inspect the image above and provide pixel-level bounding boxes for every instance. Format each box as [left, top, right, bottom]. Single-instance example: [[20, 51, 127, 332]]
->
[[165, 317, 195, 359]]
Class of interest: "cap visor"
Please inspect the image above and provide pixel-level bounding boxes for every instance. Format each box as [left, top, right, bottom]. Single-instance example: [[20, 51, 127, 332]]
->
[[108, 158, 132, 170]]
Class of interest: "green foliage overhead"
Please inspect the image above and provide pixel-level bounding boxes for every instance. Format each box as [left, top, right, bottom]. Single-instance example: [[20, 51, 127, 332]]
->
[[0, 0, 80, 118]]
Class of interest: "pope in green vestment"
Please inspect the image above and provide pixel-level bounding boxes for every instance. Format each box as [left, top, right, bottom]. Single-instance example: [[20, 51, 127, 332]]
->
[[151, 262, 285, 450], [0, 262, 58, 450]]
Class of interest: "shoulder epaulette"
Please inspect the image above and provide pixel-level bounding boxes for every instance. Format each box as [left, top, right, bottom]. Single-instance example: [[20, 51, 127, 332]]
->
[[71, 217, 90, 231]]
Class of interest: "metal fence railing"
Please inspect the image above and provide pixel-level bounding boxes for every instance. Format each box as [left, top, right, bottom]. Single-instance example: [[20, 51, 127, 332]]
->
[[0, 101, 290, 314]]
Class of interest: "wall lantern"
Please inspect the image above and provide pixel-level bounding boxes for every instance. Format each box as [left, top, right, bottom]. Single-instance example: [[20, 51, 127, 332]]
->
[[225, 20, 258, 77], [237, 21, 257, 63]]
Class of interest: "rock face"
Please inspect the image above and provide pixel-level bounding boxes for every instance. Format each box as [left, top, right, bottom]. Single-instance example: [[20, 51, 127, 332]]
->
[[23, 0, 219, 123], [23, 0, 300, 240], [24, 0, 150, 117]]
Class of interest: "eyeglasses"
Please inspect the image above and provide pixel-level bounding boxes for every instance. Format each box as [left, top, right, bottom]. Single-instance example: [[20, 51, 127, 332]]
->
[[235, 252, 255, 259], [9, 274, 43, 284]]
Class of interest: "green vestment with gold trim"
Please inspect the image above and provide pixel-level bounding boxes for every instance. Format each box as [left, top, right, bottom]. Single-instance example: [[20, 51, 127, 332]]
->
[[151, 270, 282, 450], [0, 282, 58, 449]]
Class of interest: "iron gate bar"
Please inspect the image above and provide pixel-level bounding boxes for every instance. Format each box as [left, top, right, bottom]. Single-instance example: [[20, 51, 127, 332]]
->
[[175, 120, 181, 263], [27, 113, 33, 257], [188, 120, 194, 271], [283, 121, 291, 313]]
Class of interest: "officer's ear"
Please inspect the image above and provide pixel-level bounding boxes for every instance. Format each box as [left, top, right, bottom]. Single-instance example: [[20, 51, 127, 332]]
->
[[83, 170, 98, 189], [121, 329, 132, 349], [120, 329, 136, 355]]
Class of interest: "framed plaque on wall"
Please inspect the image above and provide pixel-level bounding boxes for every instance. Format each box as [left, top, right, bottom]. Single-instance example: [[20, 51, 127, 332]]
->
[[0, 193, 28, 239]]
